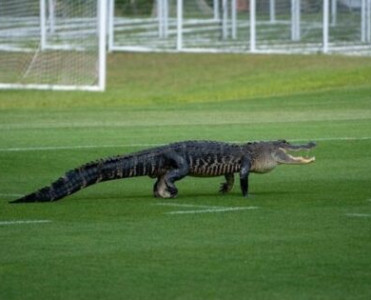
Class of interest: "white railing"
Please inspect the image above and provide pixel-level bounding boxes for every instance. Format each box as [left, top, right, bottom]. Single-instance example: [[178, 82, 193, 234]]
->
[[108, 0, 371, 56]]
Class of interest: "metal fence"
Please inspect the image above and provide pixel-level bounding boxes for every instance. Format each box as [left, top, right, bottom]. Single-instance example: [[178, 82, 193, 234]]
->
[[108, 0, 371, 55]]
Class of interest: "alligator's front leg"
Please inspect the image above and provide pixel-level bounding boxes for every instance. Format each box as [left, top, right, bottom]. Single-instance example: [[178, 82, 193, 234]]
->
[[219, 173, 235, 194], [240, 157, 251, 197]]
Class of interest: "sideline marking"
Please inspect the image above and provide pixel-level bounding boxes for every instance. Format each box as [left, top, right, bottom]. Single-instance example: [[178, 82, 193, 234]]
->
[[156, 203, 222, 209], [0, 136, 370, 152], [0, 144, 160, 152], [345, 213, 371, 218], [0, 193, 23, 198], [167, 206, 259, 215], [291, 137, 371, 142], [0, 220, 52, 226], [155, 202, 259, 215]]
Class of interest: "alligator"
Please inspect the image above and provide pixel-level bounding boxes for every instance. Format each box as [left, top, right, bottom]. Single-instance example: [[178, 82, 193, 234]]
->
[[10, 140, 316, 203]]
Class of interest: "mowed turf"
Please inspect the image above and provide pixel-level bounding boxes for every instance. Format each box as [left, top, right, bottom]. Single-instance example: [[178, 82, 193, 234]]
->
[[0, 53, 371, 300]]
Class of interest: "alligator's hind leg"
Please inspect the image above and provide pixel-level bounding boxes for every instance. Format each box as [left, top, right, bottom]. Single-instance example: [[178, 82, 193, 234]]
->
[[161, 153, 189, 198], [219, 173, 235, 194], [153, 176, 171, 198]]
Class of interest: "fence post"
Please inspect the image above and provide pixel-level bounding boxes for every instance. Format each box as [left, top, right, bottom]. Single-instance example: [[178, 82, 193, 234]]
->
[[362, 0, 371, 42], [98, 0, 107, 91], [291, 0, 300, 41], [164, 0, 169, 38], [222, 0, 228, 39], [270, 0, 276, 23], [331, 0, 337, 26], [250, 0, 256, 52], [176, 0, 183, 51], [48, 0, 55, 33], [362, 0, 366, 42], [231, 0, 237, 39], [323, 0, 329, 53], [40, 0, 47, 50], [214, 0, 219, 20], [108, 0, 114, 52], [158, 0, 168, 38], [157, 0, 162, 38]]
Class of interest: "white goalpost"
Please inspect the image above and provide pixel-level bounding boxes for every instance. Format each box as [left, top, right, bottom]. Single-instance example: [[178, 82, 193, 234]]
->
[[0, 0, 107, 91]]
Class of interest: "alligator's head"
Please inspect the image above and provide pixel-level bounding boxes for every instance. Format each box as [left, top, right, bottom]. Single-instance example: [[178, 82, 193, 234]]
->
[[249, 140, 316, 173], [273, 139, 316, 155]]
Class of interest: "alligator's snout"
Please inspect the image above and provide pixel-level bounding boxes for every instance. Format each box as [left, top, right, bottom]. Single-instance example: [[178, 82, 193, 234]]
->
[[306, 141, 317, 148], [282, 141, 317, 152]]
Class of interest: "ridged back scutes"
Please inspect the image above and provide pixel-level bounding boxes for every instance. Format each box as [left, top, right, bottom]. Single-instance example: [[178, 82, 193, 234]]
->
[[171, 141, 244, 176]]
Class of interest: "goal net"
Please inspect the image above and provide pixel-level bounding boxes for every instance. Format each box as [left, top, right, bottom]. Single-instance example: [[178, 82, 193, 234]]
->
[[0, 0, 106, 91]]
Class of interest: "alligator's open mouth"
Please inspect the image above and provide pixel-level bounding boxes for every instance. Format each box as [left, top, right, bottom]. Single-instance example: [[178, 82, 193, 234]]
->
[[285, 152, 315, 164], [278, 141, 316, 164]]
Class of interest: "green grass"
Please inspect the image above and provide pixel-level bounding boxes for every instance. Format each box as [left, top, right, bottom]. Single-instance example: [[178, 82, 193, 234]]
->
[[1, 53, 371, 300], [1, 53, 371, 109]]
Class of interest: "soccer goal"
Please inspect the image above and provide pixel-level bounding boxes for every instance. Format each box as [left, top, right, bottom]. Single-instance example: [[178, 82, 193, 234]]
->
[[0, 0, 107, 91]]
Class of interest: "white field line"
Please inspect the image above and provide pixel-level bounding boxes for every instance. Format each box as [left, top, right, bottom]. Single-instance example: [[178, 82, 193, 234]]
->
[[0, 193, 23, 198], [0, 136, 370, 152], [155, 202, 259, 215], [155, 203, 222, 209], [167, 206, 259, 215], [345, 213, 371, 218], [0, 144, 161, 152], [0, 220, 52, 226]]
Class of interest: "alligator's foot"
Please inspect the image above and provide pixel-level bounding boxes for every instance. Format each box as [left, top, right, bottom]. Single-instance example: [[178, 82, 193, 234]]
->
[[153, 177, 171, 198], [219, 174, 235, 194], [219, 182, 230, 193], [153, 177, 178, 198], [167, 185, 178, 198]]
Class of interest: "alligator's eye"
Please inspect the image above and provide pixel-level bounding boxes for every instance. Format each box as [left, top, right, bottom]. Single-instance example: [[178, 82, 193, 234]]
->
[[279, 139, 288, 144]]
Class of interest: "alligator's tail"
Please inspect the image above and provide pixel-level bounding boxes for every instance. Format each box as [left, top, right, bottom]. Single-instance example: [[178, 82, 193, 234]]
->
[[10, 154, 158, 204]]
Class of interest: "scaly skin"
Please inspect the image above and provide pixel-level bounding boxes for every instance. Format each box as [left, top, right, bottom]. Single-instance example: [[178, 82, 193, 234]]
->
[[10, 140, 316, 203]]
